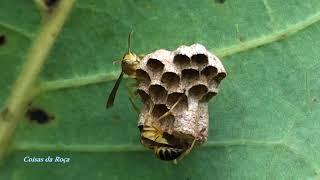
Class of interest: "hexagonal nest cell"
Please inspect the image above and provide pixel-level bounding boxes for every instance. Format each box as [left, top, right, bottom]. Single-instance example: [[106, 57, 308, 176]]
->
[[136, 44, 227, 148]]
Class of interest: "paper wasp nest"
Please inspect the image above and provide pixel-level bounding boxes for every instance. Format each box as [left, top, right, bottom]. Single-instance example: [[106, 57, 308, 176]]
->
[[136, 44, 226, 145]]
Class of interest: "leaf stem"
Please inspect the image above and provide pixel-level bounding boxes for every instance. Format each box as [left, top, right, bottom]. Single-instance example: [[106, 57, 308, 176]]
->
[[0, 0, 75, 159]]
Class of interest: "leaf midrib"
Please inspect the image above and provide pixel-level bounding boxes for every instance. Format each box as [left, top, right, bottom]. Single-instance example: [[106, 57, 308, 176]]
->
[[0, 0, 76, 159]]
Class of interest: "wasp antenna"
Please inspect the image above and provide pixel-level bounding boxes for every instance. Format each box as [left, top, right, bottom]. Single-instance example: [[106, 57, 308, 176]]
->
[[128, 30, 134, 53]]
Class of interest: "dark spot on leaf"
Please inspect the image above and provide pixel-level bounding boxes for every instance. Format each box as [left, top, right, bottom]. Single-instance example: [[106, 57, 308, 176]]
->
[[239, 36, 245, 42], [26, 107, 54, 124], [44, 0, 59, 8], [215, 0, 226, 4], [280, 34, 288, 39], [0, 34, 6, 46], [256, 45, 264, 49], [312, 97, 318, 102], [51, 32, 57, 38]]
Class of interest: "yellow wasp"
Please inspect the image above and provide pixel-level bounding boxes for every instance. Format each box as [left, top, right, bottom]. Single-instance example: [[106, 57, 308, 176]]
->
[[106, 31, 141, 108], [139, 97, 196, 163]]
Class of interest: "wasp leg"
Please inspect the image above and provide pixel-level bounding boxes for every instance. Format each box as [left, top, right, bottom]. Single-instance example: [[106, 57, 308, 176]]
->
[[126, 81, 140, 114], [173, 159, 178, 165], [173, 138, 197, 164], [183, 138, 196, 157], [128, 93, 140, 114], [126, 80, 139, 88], [113, 59, 122, 64], [157, 96, 183, 122]]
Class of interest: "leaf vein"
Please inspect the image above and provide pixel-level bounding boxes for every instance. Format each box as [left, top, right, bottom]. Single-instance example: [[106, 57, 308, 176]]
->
[[215, 12, 320, 58], [0, 21, 33, 39], [13, 139, 282, 152], [262, 0, 276, 30], [37, 13, 320, 93]]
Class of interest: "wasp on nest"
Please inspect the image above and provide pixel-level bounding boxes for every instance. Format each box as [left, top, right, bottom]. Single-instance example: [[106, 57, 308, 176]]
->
[[106, 31, 141, 109], [106, 32, 227, 163]]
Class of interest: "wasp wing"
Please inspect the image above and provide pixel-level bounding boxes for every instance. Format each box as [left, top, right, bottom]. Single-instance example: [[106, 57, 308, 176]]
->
[[106, 72, 124, 108], [128, 95, 140, 114]]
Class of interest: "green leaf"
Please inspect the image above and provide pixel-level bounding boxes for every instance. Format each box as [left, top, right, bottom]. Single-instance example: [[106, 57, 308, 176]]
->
[[1, 0, 320, 179]]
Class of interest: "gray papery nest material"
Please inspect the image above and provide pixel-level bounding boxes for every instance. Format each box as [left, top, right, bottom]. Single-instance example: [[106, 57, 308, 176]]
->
[[137, 44, 227, 147]]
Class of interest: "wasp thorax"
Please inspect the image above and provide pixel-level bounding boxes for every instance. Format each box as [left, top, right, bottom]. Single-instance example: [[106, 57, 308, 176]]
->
[[122, 52, 140, 77], [137, 44, 227, 160]]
